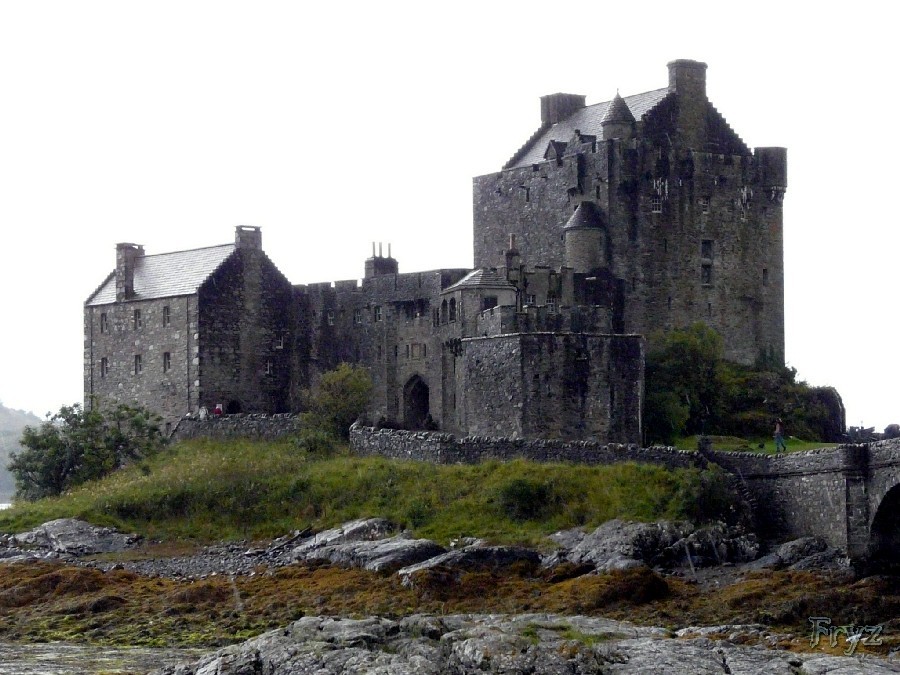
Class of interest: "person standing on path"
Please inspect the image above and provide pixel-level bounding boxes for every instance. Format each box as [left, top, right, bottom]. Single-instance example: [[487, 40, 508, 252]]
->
[[774, 418, 786, 452]]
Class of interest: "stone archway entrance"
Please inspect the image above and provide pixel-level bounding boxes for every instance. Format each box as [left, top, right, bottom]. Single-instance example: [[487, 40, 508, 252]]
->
[[869, 484, 900, 571], [403, 375, 430, 430]]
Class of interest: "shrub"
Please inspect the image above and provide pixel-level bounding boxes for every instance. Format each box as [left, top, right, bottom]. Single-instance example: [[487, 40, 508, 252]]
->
[[303, 364, 373, 439], [9, 402, 165, 501], [497, 478, 556, 521]]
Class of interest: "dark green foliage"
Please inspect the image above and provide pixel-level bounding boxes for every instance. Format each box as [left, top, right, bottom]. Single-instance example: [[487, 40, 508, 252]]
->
[[645, 325, 845, 445], [645, 324, 723, 442], [497, 478, 557, 521], [674, 466, 749, 526], [8, 403, 165, 501], [302, 363, 373, 439], [292, 428, 338, 456]]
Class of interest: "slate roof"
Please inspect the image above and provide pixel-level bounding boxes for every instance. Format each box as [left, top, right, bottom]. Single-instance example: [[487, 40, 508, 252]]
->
[[507, 88, 670, 168], [563, 201, 606, 230], [86, 243, 236, 306], [444, 268, 516, 293]]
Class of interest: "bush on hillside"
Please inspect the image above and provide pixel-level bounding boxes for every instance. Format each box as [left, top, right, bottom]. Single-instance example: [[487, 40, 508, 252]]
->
[[8, 402, 165, 500], [645, 324, 845, 445]]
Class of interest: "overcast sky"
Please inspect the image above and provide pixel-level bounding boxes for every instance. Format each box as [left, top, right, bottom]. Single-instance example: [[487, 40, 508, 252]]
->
[[0, 1, 896, 431]]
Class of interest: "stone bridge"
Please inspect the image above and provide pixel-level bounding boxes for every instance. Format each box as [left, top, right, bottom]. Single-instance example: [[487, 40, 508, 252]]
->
[[706, 439, 900, 563]]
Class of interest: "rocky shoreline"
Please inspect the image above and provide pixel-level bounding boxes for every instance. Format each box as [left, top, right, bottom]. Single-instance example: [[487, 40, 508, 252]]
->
[[1, 518, 896, 673]]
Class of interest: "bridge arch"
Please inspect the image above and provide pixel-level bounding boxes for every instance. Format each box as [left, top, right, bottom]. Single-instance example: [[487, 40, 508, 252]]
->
[[869, 482, 900, 568]]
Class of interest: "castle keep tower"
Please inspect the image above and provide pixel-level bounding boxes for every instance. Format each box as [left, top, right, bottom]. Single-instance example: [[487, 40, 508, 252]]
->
[[473, 59, 786, 365]]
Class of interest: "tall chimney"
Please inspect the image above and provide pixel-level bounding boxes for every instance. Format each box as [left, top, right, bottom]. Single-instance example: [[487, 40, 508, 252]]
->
[[235, 225, 262, 250], [667, 59, 707, 100], [115, 243, 144, 301], [540, 93, 586, 125]]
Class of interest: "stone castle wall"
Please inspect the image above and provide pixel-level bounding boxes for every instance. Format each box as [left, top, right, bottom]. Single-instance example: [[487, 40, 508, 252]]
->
[[350, 423, 702, 468]]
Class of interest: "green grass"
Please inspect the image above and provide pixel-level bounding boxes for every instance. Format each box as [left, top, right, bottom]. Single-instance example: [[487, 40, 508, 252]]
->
[[0, 438, 734, 544], [673, 435, 839, 454]]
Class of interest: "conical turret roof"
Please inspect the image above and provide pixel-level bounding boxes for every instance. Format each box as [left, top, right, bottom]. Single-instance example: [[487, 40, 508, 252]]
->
[[563, 201, 606, 230], [600, 92, 635, 125]]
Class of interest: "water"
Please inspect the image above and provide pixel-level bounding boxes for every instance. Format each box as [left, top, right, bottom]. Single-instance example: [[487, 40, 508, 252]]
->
[[0, 642, 200, 674]]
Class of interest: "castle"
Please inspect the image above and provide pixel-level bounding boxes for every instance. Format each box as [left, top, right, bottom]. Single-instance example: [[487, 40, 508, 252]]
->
[[84, 60, 785, 443]]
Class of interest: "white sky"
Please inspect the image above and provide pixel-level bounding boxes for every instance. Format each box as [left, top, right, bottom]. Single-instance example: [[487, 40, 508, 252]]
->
[[0, 1, 897, 431]]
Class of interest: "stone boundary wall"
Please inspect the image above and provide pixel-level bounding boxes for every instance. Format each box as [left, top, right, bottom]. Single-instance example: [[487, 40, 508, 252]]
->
[[171, 414, 303, 442], [349, 424, 703, 469]]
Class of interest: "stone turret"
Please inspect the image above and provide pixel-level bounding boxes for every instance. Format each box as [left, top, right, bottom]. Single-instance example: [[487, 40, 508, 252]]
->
[[601, 93, 635, 140], [564, 201, 607, 273]]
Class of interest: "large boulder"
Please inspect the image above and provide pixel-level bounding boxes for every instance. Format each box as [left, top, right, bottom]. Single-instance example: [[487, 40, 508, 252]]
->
[[399, 545, 542, 587], [150, 614, 898, 675], [7, 519, 140, 556], [545, 519, 758, 572]]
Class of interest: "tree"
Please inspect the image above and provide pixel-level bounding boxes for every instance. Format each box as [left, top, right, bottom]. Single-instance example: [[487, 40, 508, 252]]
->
[[644, 323, 724, 443], [8, 403, 165, 500], [304, 363, 373, 439]]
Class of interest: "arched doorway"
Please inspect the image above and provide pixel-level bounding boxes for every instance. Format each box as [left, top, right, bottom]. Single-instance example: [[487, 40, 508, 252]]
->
[[403, 375, 429, 430], [869, 484, 900, 572]]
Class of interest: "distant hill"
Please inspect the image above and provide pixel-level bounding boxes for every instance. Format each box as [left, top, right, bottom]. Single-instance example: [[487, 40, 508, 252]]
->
[[0, 403, 43, 502]]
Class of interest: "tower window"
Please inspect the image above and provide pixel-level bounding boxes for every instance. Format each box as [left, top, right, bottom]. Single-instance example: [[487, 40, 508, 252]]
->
[[327, 311, 335, 326], [650, 196, 663, 213], [698, 196, 710, 213], [265, 360, 274, 375], [374, 306, 382, 322], [163, 352, 171, 373], [667, 296, 672, 310], [100, 313, 109, 334], [354, 309, 363, 324], [763, 268, 769, 285], [133, 309, 142, 330], [134, 354, 142, 375], [449, 298, 457, 322], [162, 305, 171, 327], [701, 239, 713, 259], [701, 264, 713, 285], [100, 357, 108, 378]]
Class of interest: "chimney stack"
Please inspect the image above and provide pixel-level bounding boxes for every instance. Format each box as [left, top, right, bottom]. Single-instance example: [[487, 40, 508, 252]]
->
[[115, 243, 144, 301], [540, 93, 586, 125], [235, 225, 262, 250]]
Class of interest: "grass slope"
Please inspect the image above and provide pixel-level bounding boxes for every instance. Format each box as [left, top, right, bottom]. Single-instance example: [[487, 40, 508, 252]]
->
[[0, 438, 727, 544]]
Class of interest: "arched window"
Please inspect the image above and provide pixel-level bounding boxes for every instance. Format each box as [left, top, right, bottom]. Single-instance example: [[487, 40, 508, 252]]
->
[[449, 298, 457, 322], [441, 299, 448, 324]]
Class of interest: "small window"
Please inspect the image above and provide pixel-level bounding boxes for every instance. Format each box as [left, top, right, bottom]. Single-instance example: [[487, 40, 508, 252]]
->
[[377, 345, 383, 361], [354, 309, 363, 324], [100, 313, 109, 334], [100, 357, 108, 378], [405, 344, 410, 359], [663, 238, 668, 254], [701, 264, 713, 285], [162, 305, 171, 327], [274, 335, 285, 350], [698, 196, 710, 213], [701, 239, 713, 259], [327, 311, 335, 326], [524, 294, 537, 305], [265, 360, 274, 375], [423, 343, 427, 358], [432, 308, 439, 327], [133, 309, 142, 330], [374, 306, 382, 322], [134, 354, 142, 375], [707, 302, 712, 317], [163, 352, 171, 373], [650, 196, 663, 213], [482, 296, 498, 311], [441, 299, 448, 324], [763, 268, 769, 285], [449, 298, 457, 322]]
